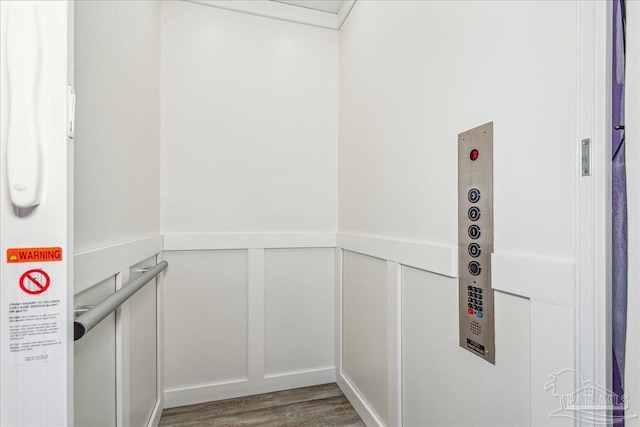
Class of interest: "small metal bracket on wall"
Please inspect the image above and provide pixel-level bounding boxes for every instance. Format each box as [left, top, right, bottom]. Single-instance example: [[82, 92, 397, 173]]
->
[[74, 305, 94, 317], [581, 138, 591, 176]]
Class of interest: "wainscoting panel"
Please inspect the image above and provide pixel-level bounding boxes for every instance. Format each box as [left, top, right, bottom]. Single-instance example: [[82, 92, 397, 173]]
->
[[162, 251, 249, 394], [342, 251, 389, 425], [128, 256, 160, 427], [264, 248, 336, 377], [74, 277, 118, 427], [74, 238, 164, 427], [162, 247, 337, 408], [402, 265, 530, 426]]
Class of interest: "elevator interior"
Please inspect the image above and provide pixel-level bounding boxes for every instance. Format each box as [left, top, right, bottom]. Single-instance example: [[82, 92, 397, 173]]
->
[[1, 1, 639, 426]]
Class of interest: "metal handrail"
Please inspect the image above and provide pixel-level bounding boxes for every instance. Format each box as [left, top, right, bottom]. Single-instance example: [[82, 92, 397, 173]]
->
[[74, 261, 168, 341]]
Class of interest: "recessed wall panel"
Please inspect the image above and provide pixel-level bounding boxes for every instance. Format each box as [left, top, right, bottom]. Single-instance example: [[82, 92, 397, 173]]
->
[[129, 256, 158, 427], [74, 277, 117, 427], [163, 250, 248, 390], [402, 265, 529, 426], [342, 251, 388, 424], [264, 248, 335, 376]]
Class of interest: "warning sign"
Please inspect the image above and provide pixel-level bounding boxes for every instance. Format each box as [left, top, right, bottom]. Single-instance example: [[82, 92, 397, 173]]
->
[[6, 247, 63, 263], [8, 299, 63, 363], [3, 261, 64, 364], [19, 269, 51, 295]]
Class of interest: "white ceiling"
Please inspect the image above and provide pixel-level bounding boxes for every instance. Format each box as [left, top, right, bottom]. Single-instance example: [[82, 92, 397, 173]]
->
[[274, 1, 346, 14], [190, 0, 354, 30]]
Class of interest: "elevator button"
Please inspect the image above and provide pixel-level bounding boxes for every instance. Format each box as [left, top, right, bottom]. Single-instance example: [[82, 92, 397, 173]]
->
[[468, 308, 474, 315], [468, 225, 481, 240], [470, 149, 479, 161], [468, 261, 481, 276], [468, 207, 481, 222], [468, 188, 481, 203], [470, 244, 481, 256], [477, 312, 483, 318]]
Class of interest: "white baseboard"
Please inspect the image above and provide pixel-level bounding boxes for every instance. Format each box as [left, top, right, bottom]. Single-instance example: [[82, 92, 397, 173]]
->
[[147, 398, 163, 427], [337, 372, 385, 427], [164, 367, 336, 409]]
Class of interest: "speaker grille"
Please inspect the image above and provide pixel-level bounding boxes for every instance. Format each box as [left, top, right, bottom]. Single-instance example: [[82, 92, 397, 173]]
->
[[470, 321, 481, 336]]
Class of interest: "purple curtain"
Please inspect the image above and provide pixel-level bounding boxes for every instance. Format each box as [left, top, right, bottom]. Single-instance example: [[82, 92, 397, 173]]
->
[[612, 0, 627, 424]]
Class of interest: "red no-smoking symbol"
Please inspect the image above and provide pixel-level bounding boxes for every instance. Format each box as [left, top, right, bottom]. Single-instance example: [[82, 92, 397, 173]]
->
[[19, 269, 51, 295]]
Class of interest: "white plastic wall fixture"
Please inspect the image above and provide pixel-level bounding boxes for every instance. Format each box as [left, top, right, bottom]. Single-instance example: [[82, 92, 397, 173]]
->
[[6, 1, 43, 209]]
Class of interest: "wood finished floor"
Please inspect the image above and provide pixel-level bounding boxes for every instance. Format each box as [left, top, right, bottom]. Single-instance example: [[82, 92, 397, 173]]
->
[[159, 383, 365, 427]]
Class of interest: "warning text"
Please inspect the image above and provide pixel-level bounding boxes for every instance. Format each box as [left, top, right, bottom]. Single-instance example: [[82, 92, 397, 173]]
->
[[6, 247, 63, 263]]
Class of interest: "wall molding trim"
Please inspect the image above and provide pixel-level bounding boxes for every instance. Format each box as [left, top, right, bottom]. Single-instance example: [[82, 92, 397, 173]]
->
[[386, 261, 402, 427], [185, 0, 356, 31], [164, 368, 335, 409], [336, 0, 356, 29], [337, 373, 384, 427], [147, 399, 163, 427], [75, 233, 576, 308], [164, 232, 337, 251], [74, 235, 164, 294], [337, 233, 457, 278], [492, 252, 576, 308]]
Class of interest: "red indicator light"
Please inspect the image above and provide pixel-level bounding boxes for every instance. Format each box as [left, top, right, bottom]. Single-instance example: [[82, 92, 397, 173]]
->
[[467, 308, 474, 315], [470, 149, 479, 161]]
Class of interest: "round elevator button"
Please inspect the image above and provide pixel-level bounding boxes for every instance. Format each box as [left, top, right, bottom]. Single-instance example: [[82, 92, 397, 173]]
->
[[468, 243, 481, 257], [468, 206, 481, 221], [468, 188, 481, 203], [468, 225, 481, 240], [468, 261, 481, 276]]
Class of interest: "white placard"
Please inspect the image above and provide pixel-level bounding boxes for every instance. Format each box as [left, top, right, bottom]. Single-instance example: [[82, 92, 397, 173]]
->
[[3, 261, 65, 364]]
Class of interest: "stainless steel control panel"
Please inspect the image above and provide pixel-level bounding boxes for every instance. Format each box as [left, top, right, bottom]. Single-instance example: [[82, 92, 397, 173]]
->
[[458, 122, 495, 364]]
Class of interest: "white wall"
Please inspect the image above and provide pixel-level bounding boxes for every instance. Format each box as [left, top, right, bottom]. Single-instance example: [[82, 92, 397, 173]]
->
[[339, 1, 576, 259], [75, 0, 161, 254], [162, 248, 336, 407], [264, 248, 335, 376], [163, 250, 249, 392], [342, 252, 388, 424], [74, 277, 117, 427], [73, 2, 163, 426], [402, 266, 529, 426], [161, 1, 338, 234], [338, 1, 581, 425], [128, 256, 160, 427], [160, 1, 339, 407], [0, 2, 73, 425]]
